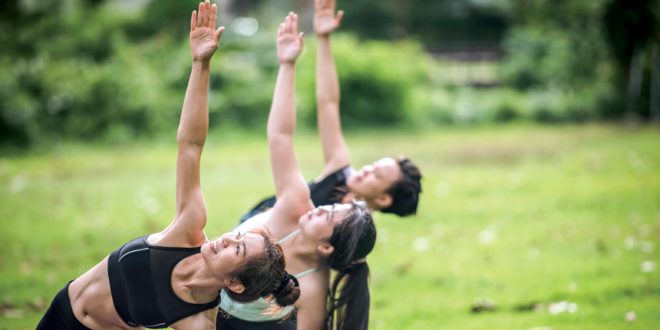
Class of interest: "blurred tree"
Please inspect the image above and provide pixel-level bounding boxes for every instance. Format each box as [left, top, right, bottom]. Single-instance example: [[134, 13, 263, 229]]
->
[[500, 0, 660, 120], [603, 0, 659, 119], [337, 0, 509, 52]]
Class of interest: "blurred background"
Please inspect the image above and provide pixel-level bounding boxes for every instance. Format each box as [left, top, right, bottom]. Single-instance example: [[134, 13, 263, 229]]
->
[[0, 0, 658, 146], [1, 0, 659, 329]]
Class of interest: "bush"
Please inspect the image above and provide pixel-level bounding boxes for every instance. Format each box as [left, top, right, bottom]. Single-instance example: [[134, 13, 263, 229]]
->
[[297, 35, 433, 129]]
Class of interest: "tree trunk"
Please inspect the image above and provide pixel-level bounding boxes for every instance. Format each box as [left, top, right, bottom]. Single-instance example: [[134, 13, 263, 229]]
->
[[651, 46, 659, 123], [626, 47, 643, 122]]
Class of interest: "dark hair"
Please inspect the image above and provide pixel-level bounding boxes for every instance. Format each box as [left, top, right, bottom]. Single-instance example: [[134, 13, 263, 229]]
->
[[381, 157, 422, 217], [325, 202, 376, 330], [226, 229, 301, 306]]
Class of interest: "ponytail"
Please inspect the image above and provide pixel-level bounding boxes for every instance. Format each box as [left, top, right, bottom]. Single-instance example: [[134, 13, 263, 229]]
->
[[324, 201, 376, 330], [326, 261, 370, 330], [273, 273, 301, 306]]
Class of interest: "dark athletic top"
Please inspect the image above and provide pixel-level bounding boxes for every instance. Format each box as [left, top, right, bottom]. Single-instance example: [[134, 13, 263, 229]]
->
[[107, 235, 220, 328], [238, 166, 354, 223]]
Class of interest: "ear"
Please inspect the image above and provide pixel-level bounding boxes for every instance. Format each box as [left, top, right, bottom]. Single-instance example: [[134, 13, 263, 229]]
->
[[318, 243, 334, 257], [371, 193, 393, 210], [224, 278, 245, 295]]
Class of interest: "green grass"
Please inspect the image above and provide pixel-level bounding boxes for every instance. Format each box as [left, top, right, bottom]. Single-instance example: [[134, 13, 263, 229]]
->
[[1, 124, 659, 329]]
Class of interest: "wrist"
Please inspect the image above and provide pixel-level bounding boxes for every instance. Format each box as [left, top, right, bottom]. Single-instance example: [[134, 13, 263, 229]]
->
[[192, 59, 212, 68], [279, 61, 296, 68], [315, 32, 331, 39]]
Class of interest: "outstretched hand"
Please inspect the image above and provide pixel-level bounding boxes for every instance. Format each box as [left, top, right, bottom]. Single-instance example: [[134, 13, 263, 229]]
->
[[190, 0, 225, 62], [314, 0, 344, 36], [277, 13, 304, 64]]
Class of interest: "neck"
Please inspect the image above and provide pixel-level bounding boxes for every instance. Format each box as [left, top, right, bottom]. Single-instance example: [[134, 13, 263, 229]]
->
[[174, 255, 225, 303], [283, 231, 324, 271]]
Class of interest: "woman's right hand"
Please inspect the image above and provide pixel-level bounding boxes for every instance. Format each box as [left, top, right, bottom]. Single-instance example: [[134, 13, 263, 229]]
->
[[277, 13, 305, 64], [190, 0, 225, 63], [314, 0, 344, 36]]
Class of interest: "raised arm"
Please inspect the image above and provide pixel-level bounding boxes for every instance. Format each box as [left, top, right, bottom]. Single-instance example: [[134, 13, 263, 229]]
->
[[171, 1, 224, 243], [314, 0, 350, 177], [268, 13, 312, 219]]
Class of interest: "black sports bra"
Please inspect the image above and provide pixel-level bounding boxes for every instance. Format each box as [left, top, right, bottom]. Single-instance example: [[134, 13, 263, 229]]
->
[[107, 235, 220, 328]]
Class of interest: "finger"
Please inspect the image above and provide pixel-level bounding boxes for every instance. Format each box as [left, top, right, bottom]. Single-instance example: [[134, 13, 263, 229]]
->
[[336, 10, 344, 27], [291, 14, 298, 35], [298, 32, 305, 48], [191, 11, 197, 32], [278, 23, 285, 37], [202, 1, 209, 27], [285, 15, 292, 34], [289, 13, 297, 33], [214, 26, 225, 43], [204, 1, 211, 27], [210, 3, 217, 29], [197, 2, 204, 27]]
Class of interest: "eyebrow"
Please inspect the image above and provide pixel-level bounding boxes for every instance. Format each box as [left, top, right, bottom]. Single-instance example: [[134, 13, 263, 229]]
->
[[242, 241, 247, 258], [328, 205, 337, 221]]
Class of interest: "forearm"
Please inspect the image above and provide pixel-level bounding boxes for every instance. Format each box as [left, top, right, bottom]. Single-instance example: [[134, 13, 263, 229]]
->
[[268, 62, 308, 199], [268, 63, 297, 137], [177, 60, 211, 147], [315, 35, 350, 168], [315, 35, 340, 108]]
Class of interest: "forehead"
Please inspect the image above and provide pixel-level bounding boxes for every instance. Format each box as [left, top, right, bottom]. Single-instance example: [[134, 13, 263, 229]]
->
[[329, 203, 354, 223], [243, 233, 265, 256], [372, 158, 401, 178], [318, 203, 352, 212]]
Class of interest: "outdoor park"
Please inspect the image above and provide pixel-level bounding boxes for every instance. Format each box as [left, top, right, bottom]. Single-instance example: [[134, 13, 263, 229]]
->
[[1, 0, 659, 329]]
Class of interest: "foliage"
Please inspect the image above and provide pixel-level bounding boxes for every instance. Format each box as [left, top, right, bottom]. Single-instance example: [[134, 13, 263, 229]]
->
[[297, 35, 433, 128], [337, 0, 509, 51], [500, 0, 660, 120], [0, 2, 437, 146]]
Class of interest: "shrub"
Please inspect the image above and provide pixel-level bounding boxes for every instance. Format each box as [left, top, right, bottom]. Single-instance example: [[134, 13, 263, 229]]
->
[[297, 35, 433, 129]]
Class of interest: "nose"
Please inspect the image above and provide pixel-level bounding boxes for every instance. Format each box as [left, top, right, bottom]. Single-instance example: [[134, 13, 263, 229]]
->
[[319, 205, 333, 212], [221, 235, 240, 247]]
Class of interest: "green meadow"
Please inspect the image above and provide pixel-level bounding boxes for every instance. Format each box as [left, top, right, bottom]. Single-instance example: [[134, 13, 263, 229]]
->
[[1, 124, 658, 329]]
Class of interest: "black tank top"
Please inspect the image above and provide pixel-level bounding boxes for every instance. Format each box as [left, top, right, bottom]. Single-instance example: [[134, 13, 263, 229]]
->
[[107, 235, 220, 328]]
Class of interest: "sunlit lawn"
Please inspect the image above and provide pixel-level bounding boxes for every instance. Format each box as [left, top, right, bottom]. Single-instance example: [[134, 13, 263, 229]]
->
[[1, 124, 658, 329]]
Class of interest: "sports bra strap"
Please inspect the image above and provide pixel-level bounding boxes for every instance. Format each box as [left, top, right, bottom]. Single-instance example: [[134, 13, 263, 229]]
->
[[294, 267, 319, 278], [278, 229, 300, 244]]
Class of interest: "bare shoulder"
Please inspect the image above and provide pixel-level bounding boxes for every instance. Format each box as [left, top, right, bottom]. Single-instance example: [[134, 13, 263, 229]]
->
[[296, 271, 329, 311], [298, 271, 329, 299], [295, 274, 329, 330]]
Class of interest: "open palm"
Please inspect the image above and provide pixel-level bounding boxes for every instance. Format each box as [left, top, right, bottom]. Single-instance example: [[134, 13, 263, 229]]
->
[[314, 0, 344, 35], [277, 13, 304, 64], [190, 1, 224, 62]]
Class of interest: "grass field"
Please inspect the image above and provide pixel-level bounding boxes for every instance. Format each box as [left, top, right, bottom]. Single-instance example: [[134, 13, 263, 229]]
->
[[1, 124, 658, 329]]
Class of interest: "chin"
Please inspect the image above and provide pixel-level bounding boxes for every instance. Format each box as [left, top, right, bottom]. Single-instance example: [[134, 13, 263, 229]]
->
[[297, 215, 307, 226], [345, 177, 357, 190]]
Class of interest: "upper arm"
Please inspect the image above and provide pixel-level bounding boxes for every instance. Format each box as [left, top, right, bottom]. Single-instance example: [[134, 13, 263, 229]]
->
[[295, 279, 328, 330], [169, 142, 207, 243], [316, 103, 351, 177], [268, 133, 313, 221]]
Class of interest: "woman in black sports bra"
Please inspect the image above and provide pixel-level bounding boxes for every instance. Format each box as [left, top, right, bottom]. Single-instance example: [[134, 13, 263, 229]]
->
[[37, 2, 299, 329]]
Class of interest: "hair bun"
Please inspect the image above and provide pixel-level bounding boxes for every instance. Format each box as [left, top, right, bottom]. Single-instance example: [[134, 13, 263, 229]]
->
[[273, 273, 301, 306]]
